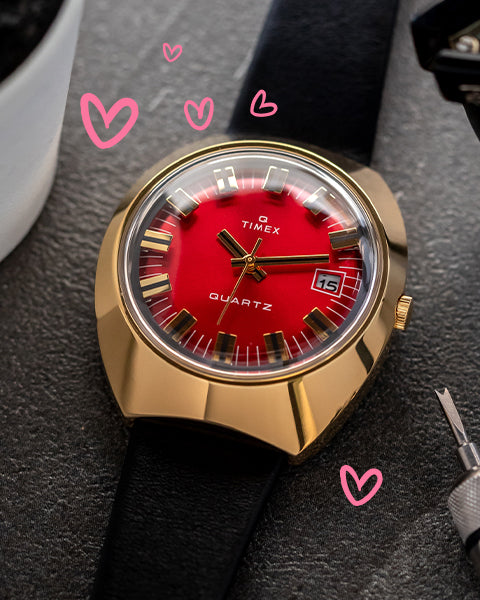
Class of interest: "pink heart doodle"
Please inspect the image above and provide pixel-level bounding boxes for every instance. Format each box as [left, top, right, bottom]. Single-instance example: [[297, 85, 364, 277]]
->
[[184, 97, 214, 131], [80, 93, 138, 149], [163, 43, 182, 62], [250, 89, 278, 118], [340, 465, 383, 507]]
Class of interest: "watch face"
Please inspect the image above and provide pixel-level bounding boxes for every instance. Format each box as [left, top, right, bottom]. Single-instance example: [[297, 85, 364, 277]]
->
[[119, 143, 383, 381]]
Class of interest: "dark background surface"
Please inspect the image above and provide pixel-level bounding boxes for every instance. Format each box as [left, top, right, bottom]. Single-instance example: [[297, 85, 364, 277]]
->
[[2, 0, 480, 598]]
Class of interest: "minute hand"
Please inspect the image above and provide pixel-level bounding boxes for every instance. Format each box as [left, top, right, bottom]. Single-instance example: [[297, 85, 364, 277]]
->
[[231, 254, 329, 267]]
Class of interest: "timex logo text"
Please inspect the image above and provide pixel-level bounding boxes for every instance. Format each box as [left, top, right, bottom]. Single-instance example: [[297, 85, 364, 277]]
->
[[241, 215, 280, 235], [209, 292, 272, 311]]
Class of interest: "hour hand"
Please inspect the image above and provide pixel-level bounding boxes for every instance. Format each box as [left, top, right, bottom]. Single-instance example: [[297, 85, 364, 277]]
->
[[217, 229, 267, 282]]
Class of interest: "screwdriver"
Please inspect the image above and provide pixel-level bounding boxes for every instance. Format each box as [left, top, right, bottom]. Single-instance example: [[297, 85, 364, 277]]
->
[[435, 388, 480, 576]]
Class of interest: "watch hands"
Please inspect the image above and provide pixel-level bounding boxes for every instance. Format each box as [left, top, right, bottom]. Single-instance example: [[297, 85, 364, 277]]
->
[[217, 237, 262, 326], [231, 253, 329, 268], [217, 229, 267, 282]]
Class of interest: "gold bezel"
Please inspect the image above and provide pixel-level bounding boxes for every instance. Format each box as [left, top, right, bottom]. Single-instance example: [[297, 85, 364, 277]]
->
[[95, 137, 408, 459]]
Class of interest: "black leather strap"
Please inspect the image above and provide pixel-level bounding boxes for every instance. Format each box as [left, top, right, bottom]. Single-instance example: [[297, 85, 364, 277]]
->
[[228, 0, 400, 165], [92, 419, 284, 600], [465, 104, 480, 140]]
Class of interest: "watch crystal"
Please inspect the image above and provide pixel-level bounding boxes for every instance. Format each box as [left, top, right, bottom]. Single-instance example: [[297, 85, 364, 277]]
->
[[120, 145, 381, 379]]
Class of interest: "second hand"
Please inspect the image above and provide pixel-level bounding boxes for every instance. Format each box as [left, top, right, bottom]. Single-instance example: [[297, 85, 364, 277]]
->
[[217, 237, 262, 326]]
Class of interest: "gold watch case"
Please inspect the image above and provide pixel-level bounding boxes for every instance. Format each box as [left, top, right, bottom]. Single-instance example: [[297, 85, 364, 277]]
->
[[95, 137, 409, 461]]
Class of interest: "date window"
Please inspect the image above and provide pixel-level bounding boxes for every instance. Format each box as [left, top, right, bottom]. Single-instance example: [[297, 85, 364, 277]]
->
[[311, 270, 344, 297]]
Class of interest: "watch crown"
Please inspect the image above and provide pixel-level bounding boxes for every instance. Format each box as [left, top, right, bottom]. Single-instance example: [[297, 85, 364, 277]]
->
[[394, 295, 413, 331]]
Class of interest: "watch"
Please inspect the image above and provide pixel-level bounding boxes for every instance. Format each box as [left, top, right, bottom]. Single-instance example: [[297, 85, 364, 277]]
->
[[92, 0, 412, 598]]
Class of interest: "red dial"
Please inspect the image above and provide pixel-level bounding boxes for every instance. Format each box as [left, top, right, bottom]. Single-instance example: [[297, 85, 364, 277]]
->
[[120, 145, 380, 378]]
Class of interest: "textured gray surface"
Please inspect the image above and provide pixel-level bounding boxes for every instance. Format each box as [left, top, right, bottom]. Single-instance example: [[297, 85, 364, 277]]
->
[[1, 0, 480, 598]]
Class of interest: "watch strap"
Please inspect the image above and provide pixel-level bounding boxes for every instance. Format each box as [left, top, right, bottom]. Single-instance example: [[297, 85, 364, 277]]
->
[[92, 419, 285, 600], [465, 104, 480, 139], [228, 0, 400, 164]]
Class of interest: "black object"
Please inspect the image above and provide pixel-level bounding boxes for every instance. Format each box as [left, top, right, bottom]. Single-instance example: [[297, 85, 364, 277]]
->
[[411, 0, 480, 140], [92, 420, 284, 600], [466, 104, 480, 139], [0, 0, 64, 83], [92, 1, 400, 598], [229, 0, 400, 165]]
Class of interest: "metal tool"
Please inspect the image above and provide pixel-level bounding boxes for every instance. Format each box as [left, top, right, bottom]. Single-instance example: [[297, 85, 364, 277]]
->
[[435, 388, 480, 575]]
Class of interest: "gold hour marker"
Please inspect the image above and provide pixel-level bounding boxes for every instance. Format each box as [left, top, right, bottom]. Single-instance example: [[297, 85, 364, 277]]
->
[[213, 166, 238, 194], [329, 227, 360, 250], [262, 166, 289, 193], [164, 309, 197, 341], [141, 230, 173, 253], [264, 331, 288, 363], [212, 331, 237, 363], [303, 307, 338, 341], [166, 188, 199, 217], [140, 273, 172, 298], [303, 187, 328, 215]]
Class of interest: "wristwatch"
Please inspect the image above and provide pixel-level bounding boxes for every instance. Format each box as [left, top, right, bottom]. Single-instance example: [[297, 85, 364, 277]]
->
[[92, 0, 412, 598]]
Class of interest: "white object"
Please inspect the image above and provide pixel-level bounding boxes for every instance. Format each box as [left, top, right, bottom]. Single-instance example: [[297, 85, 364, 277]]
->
[[0, 0, 84, 262]]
